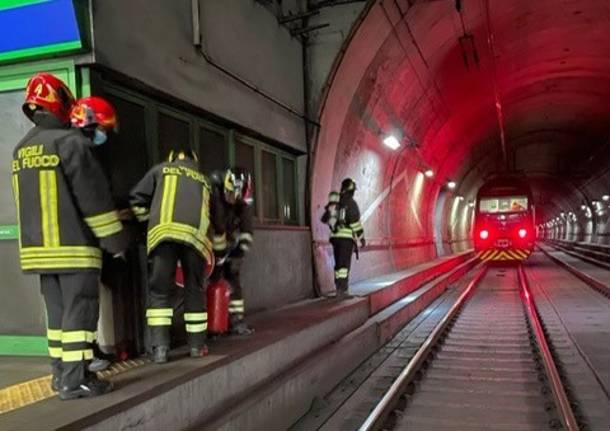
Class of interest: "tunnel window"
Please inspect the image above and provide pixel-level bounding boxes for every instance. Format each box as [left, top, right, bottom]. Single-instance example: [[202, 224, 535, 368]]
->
[[198, 125, 227, 174], [235, 138, 256, 207], [282, 158, 297, 224], [234, 134, 299, 224], [261, 150, 279, 220], [93, 78, 303, 226], [100, 92, 150, 207], [158, 111, 191, 161]]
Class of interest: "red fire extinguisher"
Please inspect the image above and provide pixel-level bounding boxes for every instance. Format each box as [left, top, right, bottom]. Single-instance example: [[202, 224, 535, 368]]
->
[[207, 278, 230, 335]]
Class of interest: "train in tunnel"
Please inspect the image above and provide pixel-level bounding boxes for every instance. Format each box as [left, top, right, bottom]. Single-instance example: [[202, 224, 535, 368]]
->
[[474, 176, 535, 262]]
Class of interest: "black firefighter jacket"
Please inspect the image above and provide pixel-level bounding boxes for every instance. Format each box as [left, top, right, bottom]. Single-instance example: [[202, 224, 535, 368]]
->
[[330, 193, 364, 241], [129, 158, 218, 264], [11, 115, 127, 274], [209, 173, 254, 258]]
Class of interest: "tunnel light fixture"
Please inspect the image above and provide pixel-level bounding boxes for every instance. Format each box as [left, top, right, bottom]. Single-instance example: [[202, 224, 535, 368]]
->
[[447, 181, 456, 190], [581, 204, 587, 211], [468, 201, 474, 208], [560, 212, 565, 218], [382, 135, 401, 150], [603, 195, 610, 202], [424, 169, 434, 178], [456, 195, 464, 201]]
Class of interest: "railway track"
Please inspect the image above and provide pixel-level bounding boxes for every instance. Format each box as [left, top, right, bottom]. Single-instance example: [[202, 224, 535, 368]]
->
[[358, 264, 579, 431]]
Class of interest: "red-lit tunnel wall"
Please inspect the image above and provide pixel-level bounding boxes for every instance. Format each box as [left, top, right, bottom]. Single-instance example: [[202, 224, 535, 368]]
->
[[311, 0, 610, 293]]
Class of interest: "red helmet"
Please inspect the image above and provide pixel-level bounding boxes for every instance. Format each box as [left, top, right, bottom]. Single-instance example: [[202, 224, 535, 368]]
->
[[70, 96, 118, 131], [23, 73, 75, 124]]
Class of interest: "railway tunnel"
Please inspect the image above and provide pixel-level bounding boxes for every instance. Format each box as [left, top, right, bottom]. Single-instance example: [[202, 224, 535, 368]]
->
[[312, 0, 610, 292], [2, 1, 610, 430]]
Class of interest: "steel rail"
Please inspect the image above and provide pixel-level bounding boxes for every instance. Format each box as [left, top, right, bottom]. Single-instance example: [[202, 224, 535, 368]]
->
[[539, 243, 610, 297], [358, 264, 488, 431], [518, 265, 580, 431]]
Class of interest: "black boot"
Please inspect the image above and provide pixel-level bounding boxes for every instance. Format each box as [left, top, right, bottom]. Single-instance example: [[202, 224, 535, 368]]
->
[[88, 342, 112, 372], [336, 289, 352, 300], [58, 375, 113, 400], [190, 345, 209, 358], [152, 345, 169, 364], [51, 374, 61, 392], [230, 316, 254, 336], [51, 361, 62, 391], [88, 358, 111, 372]]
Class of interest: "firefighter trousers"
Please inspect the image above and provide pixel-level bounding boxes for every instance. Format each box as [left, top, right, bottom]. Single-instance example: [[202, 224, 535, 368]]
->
[[147, 242, 207, 348], [331, 238, 354, 293], [211, 255, 246, 323], [40, 271, 100, 389]]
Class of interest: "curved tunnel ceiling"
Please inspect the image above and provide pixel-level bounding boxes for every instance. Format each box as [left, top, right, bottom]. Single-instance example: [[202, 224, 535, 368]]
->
[[310, 0, 610, 287]]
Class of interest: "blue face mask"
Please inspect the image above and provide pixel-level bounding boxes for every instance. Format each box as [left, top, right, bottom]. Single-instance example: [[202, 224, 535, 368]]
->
[[92, 129, 108, 145]]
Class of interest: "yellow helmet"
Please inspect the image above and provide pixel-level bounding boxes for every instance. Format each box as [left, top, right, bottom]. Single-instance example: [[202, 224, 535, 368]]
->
[[168, 149, 198, 162]]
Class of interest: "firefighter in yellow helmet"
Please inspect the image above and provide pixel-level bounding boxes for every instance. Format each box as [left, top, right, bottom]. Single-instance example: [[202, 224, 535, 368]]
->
[[129, 149, 221, 363], [209, 167, 255, 335]]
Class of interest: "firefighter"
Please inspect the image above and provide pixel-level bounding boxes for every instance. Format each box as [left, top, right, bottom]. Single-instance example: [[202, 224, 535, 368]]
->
[[12, 73, 128, 399], [209, 167, 255, 335], [129, 149, 215, 363], [328, 178, 365, 298], [70, 96, 122, 373], [70, 96, 118, 147]]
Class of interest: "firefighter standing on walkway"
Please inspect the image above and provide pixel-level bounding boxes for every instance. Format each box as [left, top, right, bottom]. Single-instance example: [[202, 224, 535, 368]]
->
[[209, 167, 255, 335], [129, 149, 216, 363], [325, 178, 365, 298], [70, 96, 123, 373], [12, 73, 128, 399]]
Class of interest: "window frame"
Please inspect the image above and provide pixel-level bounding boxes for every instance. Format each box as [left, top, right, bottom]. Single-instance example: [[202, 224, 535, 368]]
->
[[233, 132, 299, 226], [156, 105, 194, 161], [94, 79, 301, 226], [195, 119, 229, 174]]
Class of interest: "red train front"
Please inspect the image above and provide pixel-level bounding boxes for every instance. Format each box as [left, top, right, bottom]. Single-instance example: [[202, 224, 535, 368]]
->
[[474, 177, 535, 262]]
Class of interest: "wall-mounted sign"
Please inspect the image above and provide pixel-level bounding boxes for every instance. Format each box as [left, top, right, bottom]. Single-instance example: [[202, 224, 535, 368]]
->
[[0, 0, 82, 63]]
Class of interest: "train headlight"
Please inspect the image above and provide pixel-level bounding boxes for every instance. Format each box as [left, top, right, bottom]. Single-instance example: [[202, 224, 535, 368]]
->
[[518, 228, 527, 239], [479, 229, 489, 240]]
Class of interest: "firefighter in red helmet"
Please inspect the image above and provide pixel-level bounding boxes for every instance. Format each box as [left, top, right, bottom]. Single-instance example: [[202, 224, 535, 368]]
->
[[12, 73, 128, 399], [209, 167, 255, 335], [70, 96, 118, 146], [70, 96, 125, 373], [22, 72, 74, 123]]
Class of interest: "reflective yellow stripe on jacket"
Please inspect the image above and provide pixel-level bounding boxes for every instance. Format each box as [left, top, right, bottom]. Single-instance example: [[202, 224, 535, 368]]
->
[[132, 206, 150, 222], [213, 233, 227, 251], [199, 186, 210, 238], [11, 174, 21, 247], [330, 227, 355, 239], [19, 246, 102, 270], [39, 170, 60, 247], [148, 222, 213, 261], [161, 175, 178, 224], [84, 210, 123, 238]]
